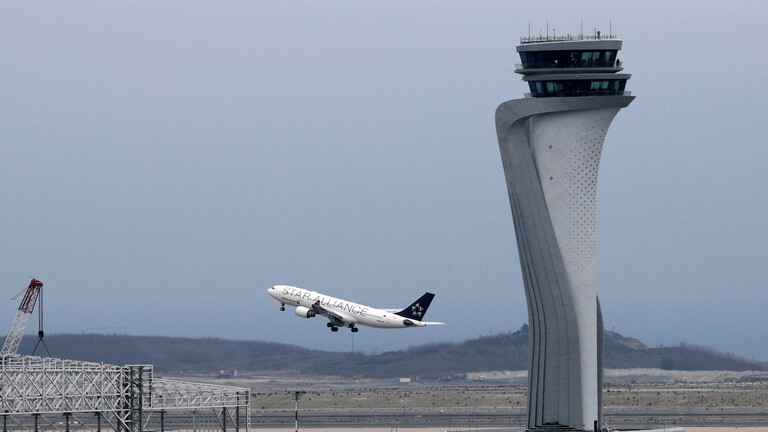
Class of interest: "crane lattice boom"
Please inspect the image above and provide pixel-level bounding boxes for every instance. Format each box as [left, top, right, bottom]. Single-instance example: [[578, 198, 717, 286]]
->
[[1, 279, 43, 356]]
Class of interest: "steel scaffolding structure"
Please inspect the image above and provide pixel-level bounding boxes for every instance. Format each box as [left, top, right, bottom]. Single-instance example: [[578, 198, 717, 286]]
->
[[0, 355, 249, 432]]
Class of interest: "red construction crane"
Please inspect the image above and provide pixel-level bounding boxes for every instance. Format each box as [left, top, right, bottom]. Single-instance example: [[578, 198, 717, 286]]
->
[[1, 278, 43, 356]]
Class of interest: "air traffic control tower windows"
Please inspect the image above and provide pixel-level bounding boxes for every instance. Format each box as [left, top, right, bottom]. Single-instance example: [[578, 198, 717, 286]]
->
[[516, 38, 630, 98], [528, 79, 627, 97], [518, 50, 618, 69]]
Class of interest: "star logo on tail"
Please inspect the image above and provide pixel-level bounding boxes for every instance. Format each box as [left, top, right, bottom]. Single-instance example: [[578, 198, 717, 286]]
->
[[411, 303, 424, 318]]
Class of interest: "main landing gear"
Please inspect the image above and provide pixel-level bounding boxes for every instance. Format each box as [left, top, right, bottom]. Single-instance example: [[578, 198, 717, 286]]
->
[[280, 304, 285, 311], [327, 322, 358, 332]]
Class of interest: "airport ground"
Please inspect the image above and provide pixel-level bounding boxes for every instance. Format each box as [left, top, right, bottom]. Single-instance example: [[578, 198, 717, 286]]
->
[[254, 429, 768, 432], [187, 374, 768, 430]]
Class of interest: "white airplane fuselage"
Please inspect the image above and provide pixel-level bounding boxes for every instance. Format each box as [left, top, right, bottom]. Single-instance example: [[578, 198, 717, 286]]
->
[[267, 285, 442, 331]]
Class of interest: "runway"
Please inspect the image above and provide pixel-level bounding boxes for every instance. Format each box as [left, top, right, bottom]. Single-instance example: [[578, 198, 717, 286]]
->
[[253, 428, 768, 432], [251, 412, 768, 430]]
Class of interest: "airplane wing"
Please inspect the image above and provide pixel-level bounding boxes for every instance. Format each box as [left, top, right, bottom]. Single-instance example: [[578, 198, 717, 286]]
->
[[311, 301, 357, 326]]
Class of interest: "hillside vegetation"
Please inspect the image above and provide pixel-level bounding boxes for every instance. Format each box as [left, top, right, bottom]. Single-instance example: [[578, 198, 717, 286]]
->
[[15, 326, 765, 378]]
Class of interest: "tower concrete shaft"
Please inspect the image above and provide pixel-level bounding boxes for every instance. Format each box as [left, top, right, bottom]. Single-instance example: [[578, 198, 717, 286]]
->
[[495, 36, 633, 432]]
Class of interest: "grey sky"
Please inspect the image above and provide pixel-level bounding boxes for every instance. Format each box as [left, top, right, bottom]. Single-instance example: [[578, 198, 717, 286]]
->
[[2, 1, 767, 359]]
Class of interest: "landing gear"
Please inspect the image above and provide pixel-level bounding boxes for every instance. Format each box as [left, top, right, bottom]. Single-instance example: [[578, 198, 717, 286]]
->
[[280, 304, 285, 311], [331, 326, 339, 332], [351, 327, 359, 333], [326, 322, 333, 327]]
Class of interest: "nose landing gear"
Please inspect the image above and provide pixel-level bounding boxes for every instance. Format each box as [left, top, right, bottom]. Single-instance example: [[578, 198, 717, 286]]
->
[[280, 304, 285, 311]]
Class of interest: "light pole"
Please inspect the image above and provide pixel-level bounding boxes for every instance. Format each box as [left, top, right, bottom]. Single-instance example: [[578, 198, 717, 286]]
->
[[294, 391, 306, 432]]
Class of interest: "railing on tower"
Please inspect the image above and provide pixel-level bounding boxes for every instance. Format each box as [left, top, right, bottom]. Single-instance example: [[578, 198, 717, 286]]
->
[[520, 34, 618, 44]]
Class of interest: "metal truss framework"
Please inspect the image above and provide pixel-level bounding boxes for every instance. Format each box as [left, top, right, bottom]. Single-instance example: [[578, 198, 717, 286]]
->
[[0, 355, 250, 432]]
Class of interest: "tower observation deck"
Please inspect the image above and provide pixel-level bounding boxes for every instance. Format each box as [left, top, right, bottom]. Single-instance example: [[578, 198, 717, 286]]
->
[[516, 35, 630, 98], [495, 34, 633, 432]]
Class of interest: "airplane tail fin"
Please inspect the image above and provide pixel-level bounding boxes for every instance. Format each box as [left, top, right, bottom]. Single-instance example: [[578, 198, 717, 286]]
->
[[394, 292, 435, 321]]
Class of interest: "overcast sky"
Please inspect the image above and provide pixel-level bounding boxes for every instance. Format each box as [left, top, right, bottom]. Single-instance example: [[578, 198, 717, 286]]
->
[[2, 1, 767, 361]]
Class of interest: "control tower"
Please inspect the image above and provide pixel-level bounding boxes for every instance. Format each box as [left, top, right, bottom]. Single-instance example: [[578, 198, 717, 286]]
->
[[494, 34, 633, 432]]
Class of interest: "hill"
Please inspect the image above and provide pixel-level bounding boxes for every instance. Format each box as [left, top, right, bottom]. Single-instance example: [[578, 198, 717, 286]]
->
[[14, 326, 765, 378]]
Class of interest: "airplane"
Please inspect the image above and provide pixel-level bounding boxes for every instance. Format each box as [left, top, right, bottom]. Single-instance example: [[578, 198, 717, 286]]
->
[[267, 285, 443, 332]]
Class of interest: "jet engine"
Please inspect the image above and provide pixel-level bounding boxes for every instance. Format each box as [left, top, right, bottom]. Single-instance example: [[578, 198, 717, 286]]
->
[[295, 306, 316, 318]]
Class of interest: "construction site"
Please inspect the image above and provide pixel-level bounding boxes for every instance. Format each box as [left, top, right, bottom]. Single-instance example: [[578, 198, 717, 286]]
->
[[0, 279, 250, 432]]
